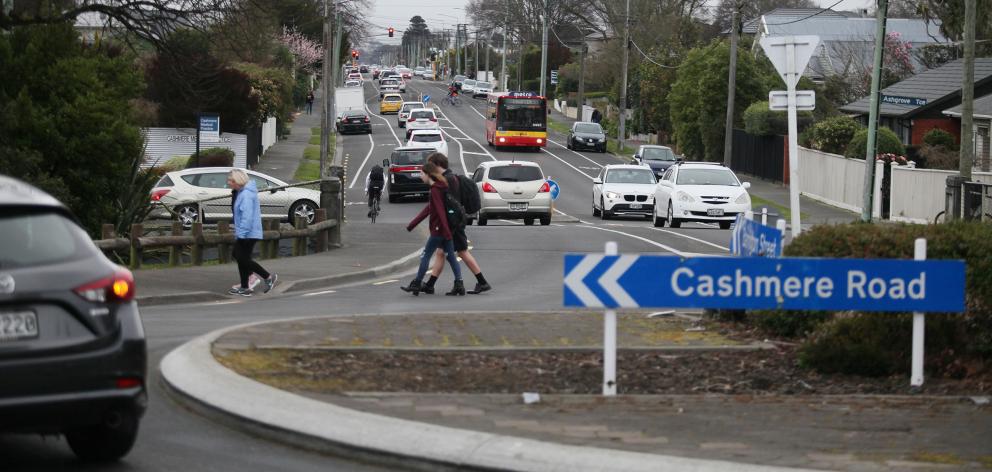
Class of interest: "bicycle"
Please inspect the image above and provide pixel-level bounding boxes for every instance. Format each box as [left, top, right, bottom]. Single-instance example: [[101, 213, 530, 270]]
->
[[367, 188, 382, 223], [445, 94, 462, 106]]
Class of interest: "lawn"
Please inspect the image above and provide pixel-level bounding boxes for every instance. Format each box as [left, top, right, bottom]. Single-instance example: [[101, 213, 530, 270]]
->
[[546, 117, 570, 135], [750, 194, 806, 222], [294, 160, 320, 181], [606, 140, 637, 159]]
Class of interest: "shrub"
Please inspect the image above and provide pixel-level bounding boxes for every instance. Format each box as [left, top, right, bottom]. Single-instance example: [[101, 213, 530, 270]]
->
[[160, 155, 189, 172], [743, 101, 813, 136], [844, 127, 905, 159], [187, 147, 235, 168], [922, 128, 957, 150], [916, 144, 959, 170], [805, 116, 864, 155]]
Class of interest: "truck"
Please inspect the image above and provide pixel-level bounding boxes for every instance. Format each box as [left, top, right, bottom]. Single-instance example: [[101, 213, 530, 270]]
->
[[334, 87, 365, 120]]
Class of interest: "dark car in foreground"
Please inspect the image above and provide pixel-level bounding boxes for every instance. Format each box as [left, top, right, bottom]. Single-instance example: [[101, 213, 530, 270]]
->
[[382, 147, 434, 202], [567, 121, 607, 152], [336, 109, 372, 134], [0, 175, 147, 462]]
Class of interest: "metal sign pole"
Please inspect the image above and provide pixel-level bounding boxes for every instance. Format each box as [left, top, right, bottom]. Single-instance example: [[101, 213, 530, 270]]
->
[[911, 238, 927, 387], [786, 41, 802, 238], [603, 241, 618, 397]]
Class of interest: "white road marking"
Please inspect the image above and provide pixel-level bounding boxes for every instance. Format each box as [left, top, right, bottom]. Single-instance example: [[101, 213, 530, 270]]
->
[[302, 290, 337, 297], [432, 107, 497, 161], [462, 151, 490, 156], [348, 133, 376, 189], [577, 224, 689, 257], [547, 139, 609, 168], [365, 103, 403, 146], [540, 149, 595, 180], [373, 279, 398, 285], [647, 227, 729, 252]]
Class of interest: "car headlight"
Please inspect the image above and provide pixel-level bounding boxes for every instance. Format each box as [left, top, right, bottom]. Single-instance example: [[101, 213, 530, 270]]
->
[[736, 192, 750, 204], [677, 191, 695, 203], [646, 195, 654, 202], [598, 138, 606, 142], [605, 191, 620, 200]]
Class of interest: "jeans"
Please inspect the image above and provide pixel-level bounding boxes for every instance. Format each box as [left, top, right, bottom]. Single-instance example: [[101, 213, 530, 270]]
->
[[416, 236, 461, 282], [233, 239, 270, 288]]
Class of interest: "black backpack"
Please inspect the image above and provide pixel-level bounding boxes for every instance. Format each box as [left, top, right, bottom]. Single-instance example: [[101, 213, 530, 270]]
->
[[445, 172, 481, 214], [369, 165, 385, 187], [443, 188, 467, 229]]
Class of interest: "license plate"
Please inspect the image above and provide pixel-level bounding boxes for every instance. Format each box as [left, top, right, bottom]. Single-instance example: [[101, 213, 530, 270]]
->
[[707, 208, 725, 216], [509, 203, 528, 211], [630, 203, 642, 209], [0, 311, 39, 341]]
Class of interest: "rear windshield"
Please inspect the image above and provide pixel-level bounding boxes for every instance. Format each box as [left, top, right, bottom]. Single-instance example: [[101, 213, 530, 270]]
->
[[391, 149, 433, 165], [412, 134, 442, 142], [641, 147, 676, 161], [488, 165, 543, 182], [575, 123, 603, 134], [0, 210, 93, 269], [411, 111, 434, 119], [606, 169, 656, 184], [464, 80, 477, 86], [384, 96, 401, 102], [676, 168, 740, 186]]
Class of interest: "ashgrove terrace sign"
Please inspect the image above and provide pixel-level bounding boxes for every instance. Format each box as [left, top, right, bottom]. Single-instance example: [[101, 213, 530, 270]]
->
[[563, 254, 965, 313], [881, 95, 928, 107]]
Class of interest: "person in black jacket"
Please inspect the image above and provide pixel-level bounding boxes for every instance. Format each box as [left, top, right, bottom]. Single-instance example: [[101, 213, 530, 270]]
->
[[591, 108, 602, 123]]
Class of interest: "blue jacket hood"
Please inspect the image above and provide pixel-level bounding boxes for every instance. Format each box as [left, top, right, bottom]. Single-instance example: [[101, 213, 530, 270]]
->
[[234, 179, 263, 239]]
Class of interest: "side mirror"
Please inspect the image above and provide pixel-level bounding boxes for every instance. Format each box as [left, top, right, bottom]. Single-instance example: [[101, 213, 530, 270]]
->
[[593, 178, 602, 185], [742, 182, 751, 189], [632, 154, 639, 160], [382, 159, 390, 167]]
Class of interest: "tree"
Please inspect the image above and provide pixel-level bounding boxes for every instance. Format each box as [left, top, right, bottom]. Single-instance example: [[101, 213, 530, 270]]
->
[[920, 0, 992, 41], [711, 0, 817, 33], [0, 23, 146, 236]]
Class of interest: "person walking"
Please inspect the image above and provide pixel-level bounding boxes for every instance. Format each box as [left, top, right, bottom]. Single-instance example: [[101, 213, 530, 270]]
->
[[306, 90, 315, 114], [400, 162, 463, 296], [228, 169, 278, 297], [421, 153, 490, 295], [591, 107, 602, 124]]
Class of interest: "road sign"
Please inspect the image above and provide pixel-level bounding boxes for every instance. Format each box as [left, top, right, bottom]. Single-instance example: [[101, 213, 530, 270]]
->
[[550, 70, 558, 85], [729, 216, 783, 257], [199, 115, 220, 143], [769, 90, 815, 111], [760, 36, 820, 89], [881, 95, 927, 107], [423, 95, 431, 105], [563, 254, 965, 312], [547, 179, 560, 200]]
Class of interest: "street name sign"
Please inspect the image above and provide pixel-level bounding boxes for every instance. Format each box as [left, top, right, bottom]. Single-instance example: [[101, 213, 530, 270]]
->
[[563, 254, 964, 313], [881, 95, 927, 107], [769, 90, 815, 111], [729, 217, 782, 257]]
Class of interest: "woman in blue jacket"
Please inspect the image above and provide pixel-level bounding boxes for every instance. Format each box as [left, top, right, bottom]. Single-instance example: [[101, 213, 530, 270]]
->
[[228, 169, 277, 296]]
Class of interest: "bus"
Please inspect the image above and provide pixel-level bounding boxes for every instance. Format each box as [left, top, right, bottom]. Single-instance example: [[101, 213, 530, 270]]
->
[[485, 91, 547, 150]]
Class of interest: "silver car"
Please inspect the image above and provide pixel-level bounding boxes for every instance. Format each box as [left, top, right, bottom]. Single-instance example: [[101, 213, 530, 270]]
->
[[149, 167, 322, 228], [471, 161, 552, 226]]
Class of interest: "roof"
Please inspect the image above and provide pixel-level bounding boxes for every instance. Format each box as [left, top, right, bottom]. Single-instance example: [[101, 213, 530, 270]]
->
[[638, 145, 673, 150], [943, 93, 992, 119], [842, 58, 992, 117], [0, 175, 67, 209], [479, 160, 541, 167], [763, 18, 943, 43], [741, 8, 848, 34]]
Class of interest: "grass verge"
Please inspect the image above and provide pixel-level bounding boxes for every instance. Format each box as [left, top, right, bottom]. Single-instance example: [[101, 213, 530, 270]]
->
[[607, 140, 637, 158], [750, 194, 807, 221], [294, 160, 320, 181], [547, 117, 570, 135]]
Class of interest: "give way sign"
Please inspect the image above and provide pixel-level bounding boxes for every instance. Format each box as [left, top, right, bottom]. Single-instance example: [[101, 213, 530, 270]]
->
[[760, 36, 820, 89]]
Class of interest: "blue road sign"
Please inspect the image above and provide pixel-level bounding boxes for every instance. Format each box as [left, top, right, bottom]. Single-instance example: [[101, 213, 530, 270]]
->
[[881, 95, 928, 107], [563, 254, 965, 313], [547, 179, 560, 201], [423, 95, 431, 104], [729, 216, 782, 257]]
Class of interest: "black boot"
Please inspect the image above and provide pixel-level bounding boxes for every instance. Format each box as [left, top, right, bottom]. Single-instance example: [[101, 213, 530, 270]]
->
[[445, 279, 465, 296], [400, 279, 422, 296], [468, 273, 491, 294], [421, 275, 437, 295]]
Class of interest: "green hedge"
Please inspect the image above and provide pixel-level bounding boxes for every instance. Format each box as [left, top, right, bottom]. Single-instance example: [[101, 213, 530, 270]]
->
[[922, 128, 957, 150], [743, 101, 813, 136], [844, 127, 905, 159], [776, 222, 992, 376], [802, 115, 864, 155], [186, 147, 235, 168]]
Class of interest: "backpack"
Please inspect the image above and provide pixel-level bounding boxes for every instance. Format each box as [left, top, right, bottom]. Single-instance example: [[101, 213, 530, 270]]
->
[[369, 165, 385, 187], [445, 172, 481, 215], [442, 188, 467, 229]]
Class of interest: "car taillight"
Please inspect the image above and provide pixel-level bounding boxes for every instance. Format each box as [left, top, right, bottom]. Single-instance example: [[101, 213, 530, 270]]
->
[[75, 269, 135, 303], [539, 182, 550, 193], [364, 117, 370, 123], [430, 117, 437, 122], [391, 166, 420, 173], [408, 117, 415, 122], [151, 188, 170, 201], [482, 182, 497, 193], [116, 377, 142, 389]]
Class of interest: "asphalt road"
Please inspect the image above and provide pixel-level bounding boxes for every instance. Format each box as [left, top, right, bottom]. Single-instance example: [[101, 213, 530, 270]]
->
[[2, 76, 733, 471]]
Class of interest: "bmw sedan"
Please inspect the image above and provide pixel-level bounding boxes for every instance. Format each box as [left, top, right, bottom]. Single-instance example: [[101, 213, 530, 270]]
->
[[592, 165, 657, 219], [0, 174, 147, 462]]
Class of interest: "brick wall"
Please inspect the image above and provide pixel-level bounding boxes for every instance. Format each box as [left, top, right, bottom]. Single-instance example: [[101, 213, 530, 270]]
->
[[912, 118, 960, 145]]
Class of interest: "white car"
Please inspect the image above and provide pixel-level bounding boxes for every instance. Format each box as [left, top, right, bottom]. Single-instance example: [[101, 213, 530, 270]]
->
[[407, 130, 449, 157], [461, 79, 477, 95], [653, 162, 751, 229], [404, 108, 439, 139], [344, 79, 362, 87], [397, 78, 407, 92], [472, 81, 492, 98], [398, 101, 424, 127], [379, 78, 400, 97], [471, 161, 552, 226], [149, 167, 322, 228], [592, 165, 657, 220]]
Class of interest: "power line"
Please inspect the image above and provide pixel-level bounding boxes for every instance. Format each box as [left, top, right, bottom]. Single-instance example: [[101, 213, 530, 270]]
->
[[763, 0, 845, 26], [629, 39, 721, 70]]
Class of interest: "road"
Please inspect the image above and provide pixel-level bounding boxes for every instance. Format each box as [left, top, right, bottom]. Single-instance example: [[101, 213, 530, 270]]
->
[[2, 76, 732, 471]]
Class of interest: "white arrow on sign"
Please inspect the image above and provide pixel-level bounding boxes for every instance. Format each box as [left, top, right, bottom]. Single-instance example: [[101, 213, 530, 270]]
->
[[598, 255, 638, 308], [760, 36, 820, 89], [564, 254, 604, 307]]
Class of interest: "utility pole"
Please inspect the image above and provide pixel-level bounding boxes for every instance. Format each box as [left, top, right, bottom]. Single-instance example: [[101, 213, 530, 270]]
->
[[517, 38, 524, 89], [860, 0, 888, 222], [319, 0, 332, 178], [475, 30, 480, 77], [723, 7, 739, 167], [463, 25, 469, 75], [577, 43, 587, 120], [617, 0, 631, 153], [500, 3, 509, 90], [485, 31, 491, 84], [960, 0, 977, 181], [539, 0, 549, 97]]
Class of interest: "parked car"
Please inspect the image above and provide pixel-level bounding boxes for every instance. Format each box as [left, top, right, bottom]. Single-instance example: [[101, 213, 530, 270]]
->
[[404, 108, 439, 139], [379, 93, 404, 114], [407, 130, 449, 157], [336, 109, 372, 134], [472, 81, 492, 98], [653, 162, 751, 229], [471, 161, 552, 226], [461, 79, 477, 95], [592, 165, 657, 220], [398, 101, 424, 128], [631, 145, 679, 180], [149, 168, 322, 228], [0, 174, 147, 462], [567, 121, 607, 152], [382, 147, 435, 202]]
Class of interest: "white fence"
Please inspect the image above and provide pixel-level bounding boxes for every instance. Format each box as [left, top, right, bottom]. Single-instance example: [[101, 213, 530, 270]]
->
[[797, 147, 882, 217], [261, 117, 277, 154], [142, 128, 247, 169], [889, 167, 992, 223]]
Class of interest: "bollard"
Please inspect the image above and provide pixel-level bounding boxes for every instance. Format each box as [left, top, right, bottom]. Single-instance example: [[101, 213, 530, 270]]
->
[[314, 209, 328, 253], [129, 224, 143, 270], [218, 221, 231, 264], [102, 224, 115, 240], [761, 207, 768, 226], [268, 220, 281, 259], [169, 222, 182, 266], [191, 223, 204, 266], [945, 175, 965, 221], [321, 177, 343, 248], [293, 216, 307, 256]]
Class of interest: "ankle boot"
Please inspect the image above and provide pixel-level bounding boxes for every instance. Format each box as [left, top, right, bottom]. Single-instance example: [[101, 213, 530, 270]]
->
[[445, 280, 465, 296], [467, 282, 492, 294], [421, 276, 437, 294], [400, 279, 422, 296]]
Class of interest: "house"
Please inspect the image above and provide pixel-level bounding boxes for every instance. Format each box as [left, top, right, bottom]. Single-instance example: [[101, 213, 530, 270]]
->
[[841, 59, 992, 145], [943, 94, 992, 170], [740, 8, 948, 81]]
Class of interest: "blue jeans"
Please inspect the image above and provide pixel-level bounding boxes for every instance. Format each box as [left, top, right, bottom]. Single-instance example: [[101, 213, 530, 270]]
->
[[416, 236, 461, 282]]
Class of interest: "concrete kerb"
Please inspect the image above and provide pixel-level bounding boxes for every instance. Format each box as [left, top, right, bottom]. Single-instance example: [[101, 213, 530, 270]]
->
[[276, 249, 421, 294], [161, 317, 819, 472], [137, 291, 229, 307]]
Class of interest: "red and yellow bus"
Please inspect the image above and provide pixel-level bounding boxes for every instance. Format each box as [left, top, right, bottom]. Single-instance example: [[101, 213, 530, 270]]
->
[[485, 92, 547, 150]]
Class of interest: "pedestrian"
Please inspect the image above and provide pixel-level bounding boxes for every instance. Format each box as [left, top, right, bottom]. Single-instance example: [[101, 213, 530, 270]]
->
[[306, 90, 315, 114], [401, 162, 463, 296], [228, 169, 278, 297], [421, 153, 490, 295], [591, 108, 602, 124]]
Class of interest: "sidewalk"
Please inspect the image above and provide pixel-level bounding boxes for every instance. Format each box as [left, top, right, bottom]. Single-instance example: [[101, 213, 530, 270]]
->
[[255, 103, 322, 183]]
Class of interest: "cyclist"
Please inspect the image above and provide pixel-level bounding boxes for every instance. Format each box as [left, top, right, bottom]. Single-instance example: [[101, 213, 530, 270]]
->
[[365, 164, 385, 218], [447, 83, 460, 103]]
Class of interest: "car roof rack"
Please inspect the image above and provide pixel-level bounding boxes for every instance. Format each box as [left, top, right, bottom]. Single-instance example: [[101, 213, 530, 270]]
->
[[675, 161, 725, 167]]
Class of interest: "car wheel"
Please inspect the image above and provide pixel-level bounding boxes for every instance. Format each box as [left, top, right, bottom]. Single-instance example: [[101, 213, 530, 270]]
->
[[600, 198, 611, 220], [524, 217, 535, 225], [175, 204, 199, 229], [399, 122, 405, 128], [567, 141, 572, 150], [388, 194, 398, 203], [466, 217, 474, 226], [653, 207, 666, 227], [668, 202, 681, 228], [290, 200, 318, 224], [592, 199, 601, 217], [540, 215, 551, 225], [719, 221, 732, 230], [477, 216, 488, 226], [65, 410, 140, 462]]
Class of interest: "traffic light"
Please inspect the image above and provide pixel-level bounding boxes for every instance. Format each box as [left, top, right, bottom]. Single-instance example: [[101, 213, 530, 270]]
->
[[388, 27, 394, 38], [351, 50, 358, 59]]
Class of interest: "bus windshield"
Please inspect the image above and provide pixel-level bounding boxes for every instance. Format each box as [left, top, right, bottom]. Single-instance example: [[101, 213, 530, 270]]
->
[[498, 98, 546, 131]]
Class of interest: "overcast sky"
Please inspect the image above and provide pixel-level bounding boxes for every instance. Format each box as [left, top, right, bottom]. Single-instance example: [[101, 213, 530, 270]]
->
[[367, 0, 878, 46]]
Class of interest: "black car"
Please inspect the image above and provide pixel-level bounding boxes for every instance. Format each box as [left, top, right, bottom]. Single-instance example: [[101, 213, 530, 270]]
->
[[567, 122, 607, 153], [359, 65, 369, 73], [631, 145, 680, 179], [0, 175, 147, 462], [336, 110, 372, 134], [382, 147, 434, 202]]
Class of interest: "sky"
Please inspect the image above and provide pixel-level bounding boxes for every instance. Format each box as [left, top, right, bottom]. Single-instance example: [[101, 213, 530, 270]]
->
[[366, 0, 878, 46]]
